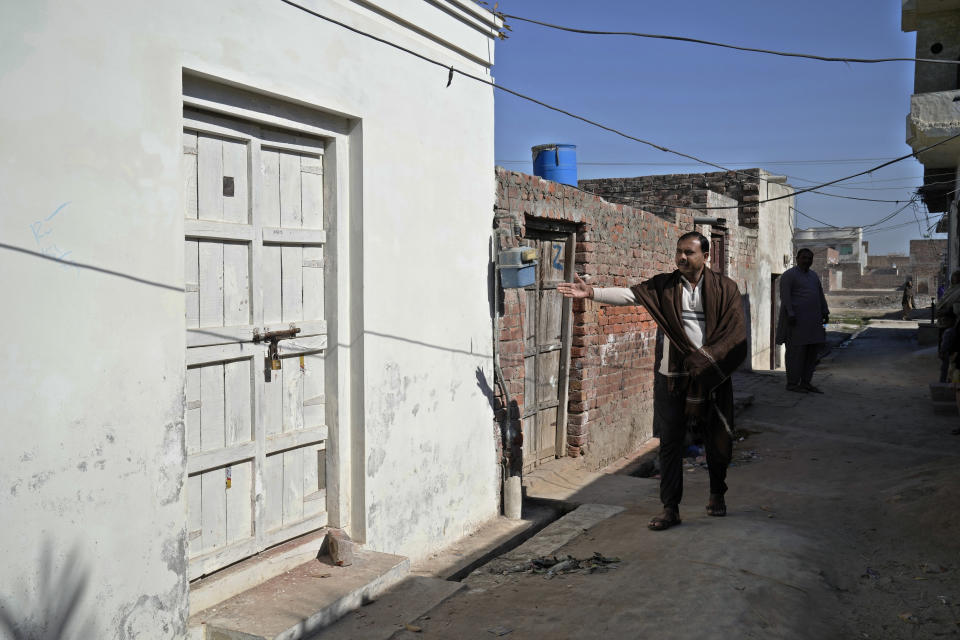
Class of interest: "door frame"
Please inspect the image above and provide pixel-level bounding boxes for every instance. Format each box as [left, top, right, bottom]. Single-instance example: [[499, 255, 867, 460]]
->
[[522, 218, 576, 466], [181, 73, 364, 576]]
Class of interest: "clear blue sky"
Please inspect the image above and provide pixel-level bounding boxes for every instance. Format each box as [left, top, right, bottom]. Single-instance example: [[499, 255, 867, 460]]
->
[[491, 0, 941, 255]]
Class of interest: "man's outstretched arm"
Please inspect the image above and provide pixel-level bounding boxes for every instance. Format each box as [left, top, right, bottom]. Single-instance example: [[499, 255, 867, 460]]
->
[[557, 273, 593, 299], [558, 274, 639, 305]]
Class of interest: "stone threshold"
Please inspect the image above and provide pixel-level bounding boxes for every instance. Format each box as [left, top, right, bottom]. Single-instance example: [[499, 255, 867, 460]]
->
[[190, 530, 331, 616], [189, 547, 409, 640]]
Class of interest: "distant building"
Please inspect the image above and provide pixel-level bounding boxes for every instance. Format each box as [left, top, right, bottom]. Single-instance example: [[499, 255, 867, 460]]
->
[[793, 226, 867, 289], [794, 226, 867, 269], [902, 0, 960, 274]]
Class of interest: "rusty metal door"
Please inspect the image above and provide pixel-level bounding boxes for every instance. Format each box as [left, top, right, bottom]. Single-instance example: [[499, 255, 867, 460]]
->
[[520, 227, 574, 470]]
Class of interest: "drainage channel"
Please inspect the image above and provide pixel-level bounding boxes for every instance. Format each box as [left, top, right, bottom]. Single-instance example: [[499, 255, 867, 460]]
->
[[445, 497, 575, 582]]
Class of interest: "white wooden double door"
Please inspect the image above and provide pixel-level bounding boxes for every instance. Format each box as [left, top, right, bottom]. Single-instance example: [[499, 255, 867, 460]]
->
[[183, 109, 330, 580]]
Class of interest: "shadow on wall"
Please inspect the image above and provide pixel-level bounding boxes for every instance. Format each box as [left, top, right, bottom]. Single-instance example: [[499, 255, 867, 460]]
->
[[0, 542, 95, 640], [475, 366, 521, 476]]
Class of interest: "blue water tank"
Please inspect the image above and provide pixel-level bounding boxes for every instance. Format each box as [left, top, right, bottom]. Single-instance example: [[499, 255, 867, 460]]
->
[[531, 143, 577, 186]]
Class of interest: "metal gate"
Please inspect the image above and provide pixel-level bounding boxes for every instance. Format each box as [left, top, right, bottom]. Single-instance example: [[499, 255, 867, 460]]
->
[[520, 226, 575, 470], [183, 109, 330, 579]]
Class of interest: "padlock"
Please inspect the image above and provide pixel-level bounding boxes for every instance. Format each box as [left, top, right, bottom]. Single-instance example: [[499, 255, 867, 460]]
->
[[268, 341, 282, 371]]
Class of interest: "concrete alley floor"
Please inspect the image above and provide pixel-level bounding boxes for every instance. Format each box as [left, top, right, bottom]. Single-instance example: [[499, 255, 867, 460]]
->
[[369, 320, 960, 640]]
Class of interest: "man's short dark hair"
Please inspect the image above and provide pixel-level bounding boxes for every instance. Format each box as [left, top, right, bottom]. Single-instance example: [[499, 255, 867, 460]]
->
[[796, 248, 814, 259], [678, 231, 709, 254]]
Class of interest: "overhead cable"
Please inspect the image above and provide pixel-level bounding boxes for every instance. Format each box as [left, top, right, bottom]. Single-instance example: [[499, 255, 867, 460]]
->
[[278, 0, 747, 176], [604, 185, 914, 204], [686, 134, 960, 209], [278, 0, 960, 210], [501, 14, 960, 66], [496, 157, 899, 167], [792, 206, 840, 229], [862, 199, 919, 228]]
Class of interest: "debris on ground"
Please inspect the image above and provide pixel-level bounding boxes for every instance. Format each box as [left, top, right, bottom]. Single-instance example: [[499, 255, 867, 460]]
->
[[487, 625, 513, 636], [861, 567, 880, 579], [495, 552, 622, 578]]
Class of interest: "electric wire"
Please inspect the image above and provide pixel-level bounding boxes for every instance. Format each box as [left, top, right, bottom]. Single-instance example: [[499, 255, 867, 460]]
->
[[792, 206, 839, 229], [862, 199, 920, 228], [496, 157, 901, 167], [278, 0, 960, 211], [602, 185, 914, 203], [501, 14, 960, 66]]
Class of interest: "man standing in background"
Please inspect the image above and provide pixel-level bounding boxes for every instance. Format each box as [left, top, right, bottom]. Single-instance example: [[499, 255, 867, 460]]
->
[[901, 280, 915, 321], [776, 248, 830, 394]]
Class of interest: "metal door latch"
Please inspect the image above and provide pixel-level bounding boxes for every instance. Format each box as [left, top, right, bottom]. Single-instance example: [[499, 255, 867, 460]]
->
[[253, 326, 301, 382]]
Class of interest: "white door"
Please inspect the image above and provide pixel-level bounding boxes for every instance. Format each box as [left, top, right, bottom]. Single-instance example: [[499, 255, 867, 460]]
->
[[182, 109, 330, 580]]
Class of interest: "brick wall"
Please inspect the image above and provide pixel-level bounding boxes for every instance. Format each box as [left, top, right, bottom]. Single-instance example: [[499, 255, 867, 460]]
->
[[867, 254, 907, 269], [492, 168, 766, 469], [910, 239, 947, 294], [845, 273, 906, 289], [579, 169, 763, 228], [812, 248, 840, 292]]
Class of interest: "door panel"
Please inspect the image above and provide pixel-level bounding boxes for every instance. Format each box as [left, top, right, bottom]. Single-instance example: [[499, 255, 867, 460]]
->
[[519, 231, 574, 471]]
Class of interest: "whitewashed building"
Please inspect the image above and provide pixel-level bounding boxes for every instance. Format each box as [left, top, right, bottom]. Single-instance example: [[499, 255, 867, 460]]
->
[[0, 1, 500, 637]]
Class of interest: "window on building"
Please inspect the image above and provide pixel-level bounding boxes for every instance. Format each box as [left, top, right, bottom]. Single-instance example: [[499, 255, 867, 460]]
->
[[839, 244, 853, 255]]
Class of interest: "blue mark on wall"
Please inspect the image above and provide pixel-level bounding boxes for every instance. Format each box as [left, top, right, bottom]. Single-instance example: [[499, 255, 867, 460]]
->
[[552, 243, 563, 270], [29, 202, 74, 267]]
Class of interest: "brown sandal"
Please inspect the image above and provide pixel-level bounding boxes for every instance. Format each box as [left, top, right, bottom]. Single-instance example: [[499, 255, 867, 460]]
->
[[706, 494, 726, 517], [648, 508, 681, 531]]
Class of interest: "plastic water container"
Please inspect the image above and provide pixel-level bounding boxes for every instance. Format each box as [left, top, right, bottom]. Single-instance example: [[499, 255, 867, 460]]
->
[[531, 143, 577, 186]]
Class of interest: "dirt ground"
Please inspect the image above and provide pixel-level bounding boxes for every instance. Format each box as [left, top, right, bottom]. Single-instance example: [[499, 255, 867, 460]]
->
[[381, 320, 960, 640], [826, 289, 937, 323]]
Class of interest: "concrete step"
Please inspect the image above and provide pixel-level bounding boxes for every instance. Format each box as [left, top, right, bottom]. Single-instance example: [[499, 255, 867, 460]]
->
[[317, 576, 465, 639], [189, 549, 409, 640]]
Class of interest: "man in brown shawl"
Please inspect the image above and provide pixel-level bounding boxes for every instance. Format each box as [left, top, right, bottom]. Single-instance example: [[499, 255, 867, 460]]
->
[[558, 232, 747, 530]]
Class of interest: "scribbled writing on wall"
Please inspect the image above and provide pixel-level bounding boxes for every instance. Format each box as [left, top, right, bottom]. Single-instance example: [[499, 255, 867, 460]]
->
[[30, 202, 74, 268]]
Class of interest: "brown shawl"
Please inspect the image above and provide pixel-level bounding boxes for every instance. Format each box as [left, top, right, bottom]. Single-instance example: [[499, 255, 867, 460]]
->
[[630, 268, 748, 431]]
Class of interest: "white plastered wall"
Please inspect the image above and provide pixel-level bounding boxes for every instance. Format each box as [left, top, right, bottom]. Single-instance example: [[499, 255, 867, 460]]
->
[[0, 1, 498, 637], [756, 173, 796, 371]]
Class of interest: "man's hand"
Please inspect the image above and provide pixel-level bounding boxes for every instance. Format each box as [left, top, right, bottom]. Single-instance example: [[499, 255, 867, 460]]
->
[[557, 273, 593, 299], [821, 314, 830, 325]]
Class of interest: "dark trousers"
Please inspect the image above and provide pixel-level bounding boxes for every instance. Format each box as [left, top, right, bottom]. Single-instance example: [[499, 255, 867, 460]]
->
[[785, 342, 822, 386], [653, 373, 732, 511]]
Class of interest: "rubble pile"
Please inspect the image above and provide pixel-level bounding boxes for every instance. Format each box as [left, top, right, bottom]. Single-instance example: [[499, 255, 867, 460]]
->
[[495, 552, 623, 578]]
